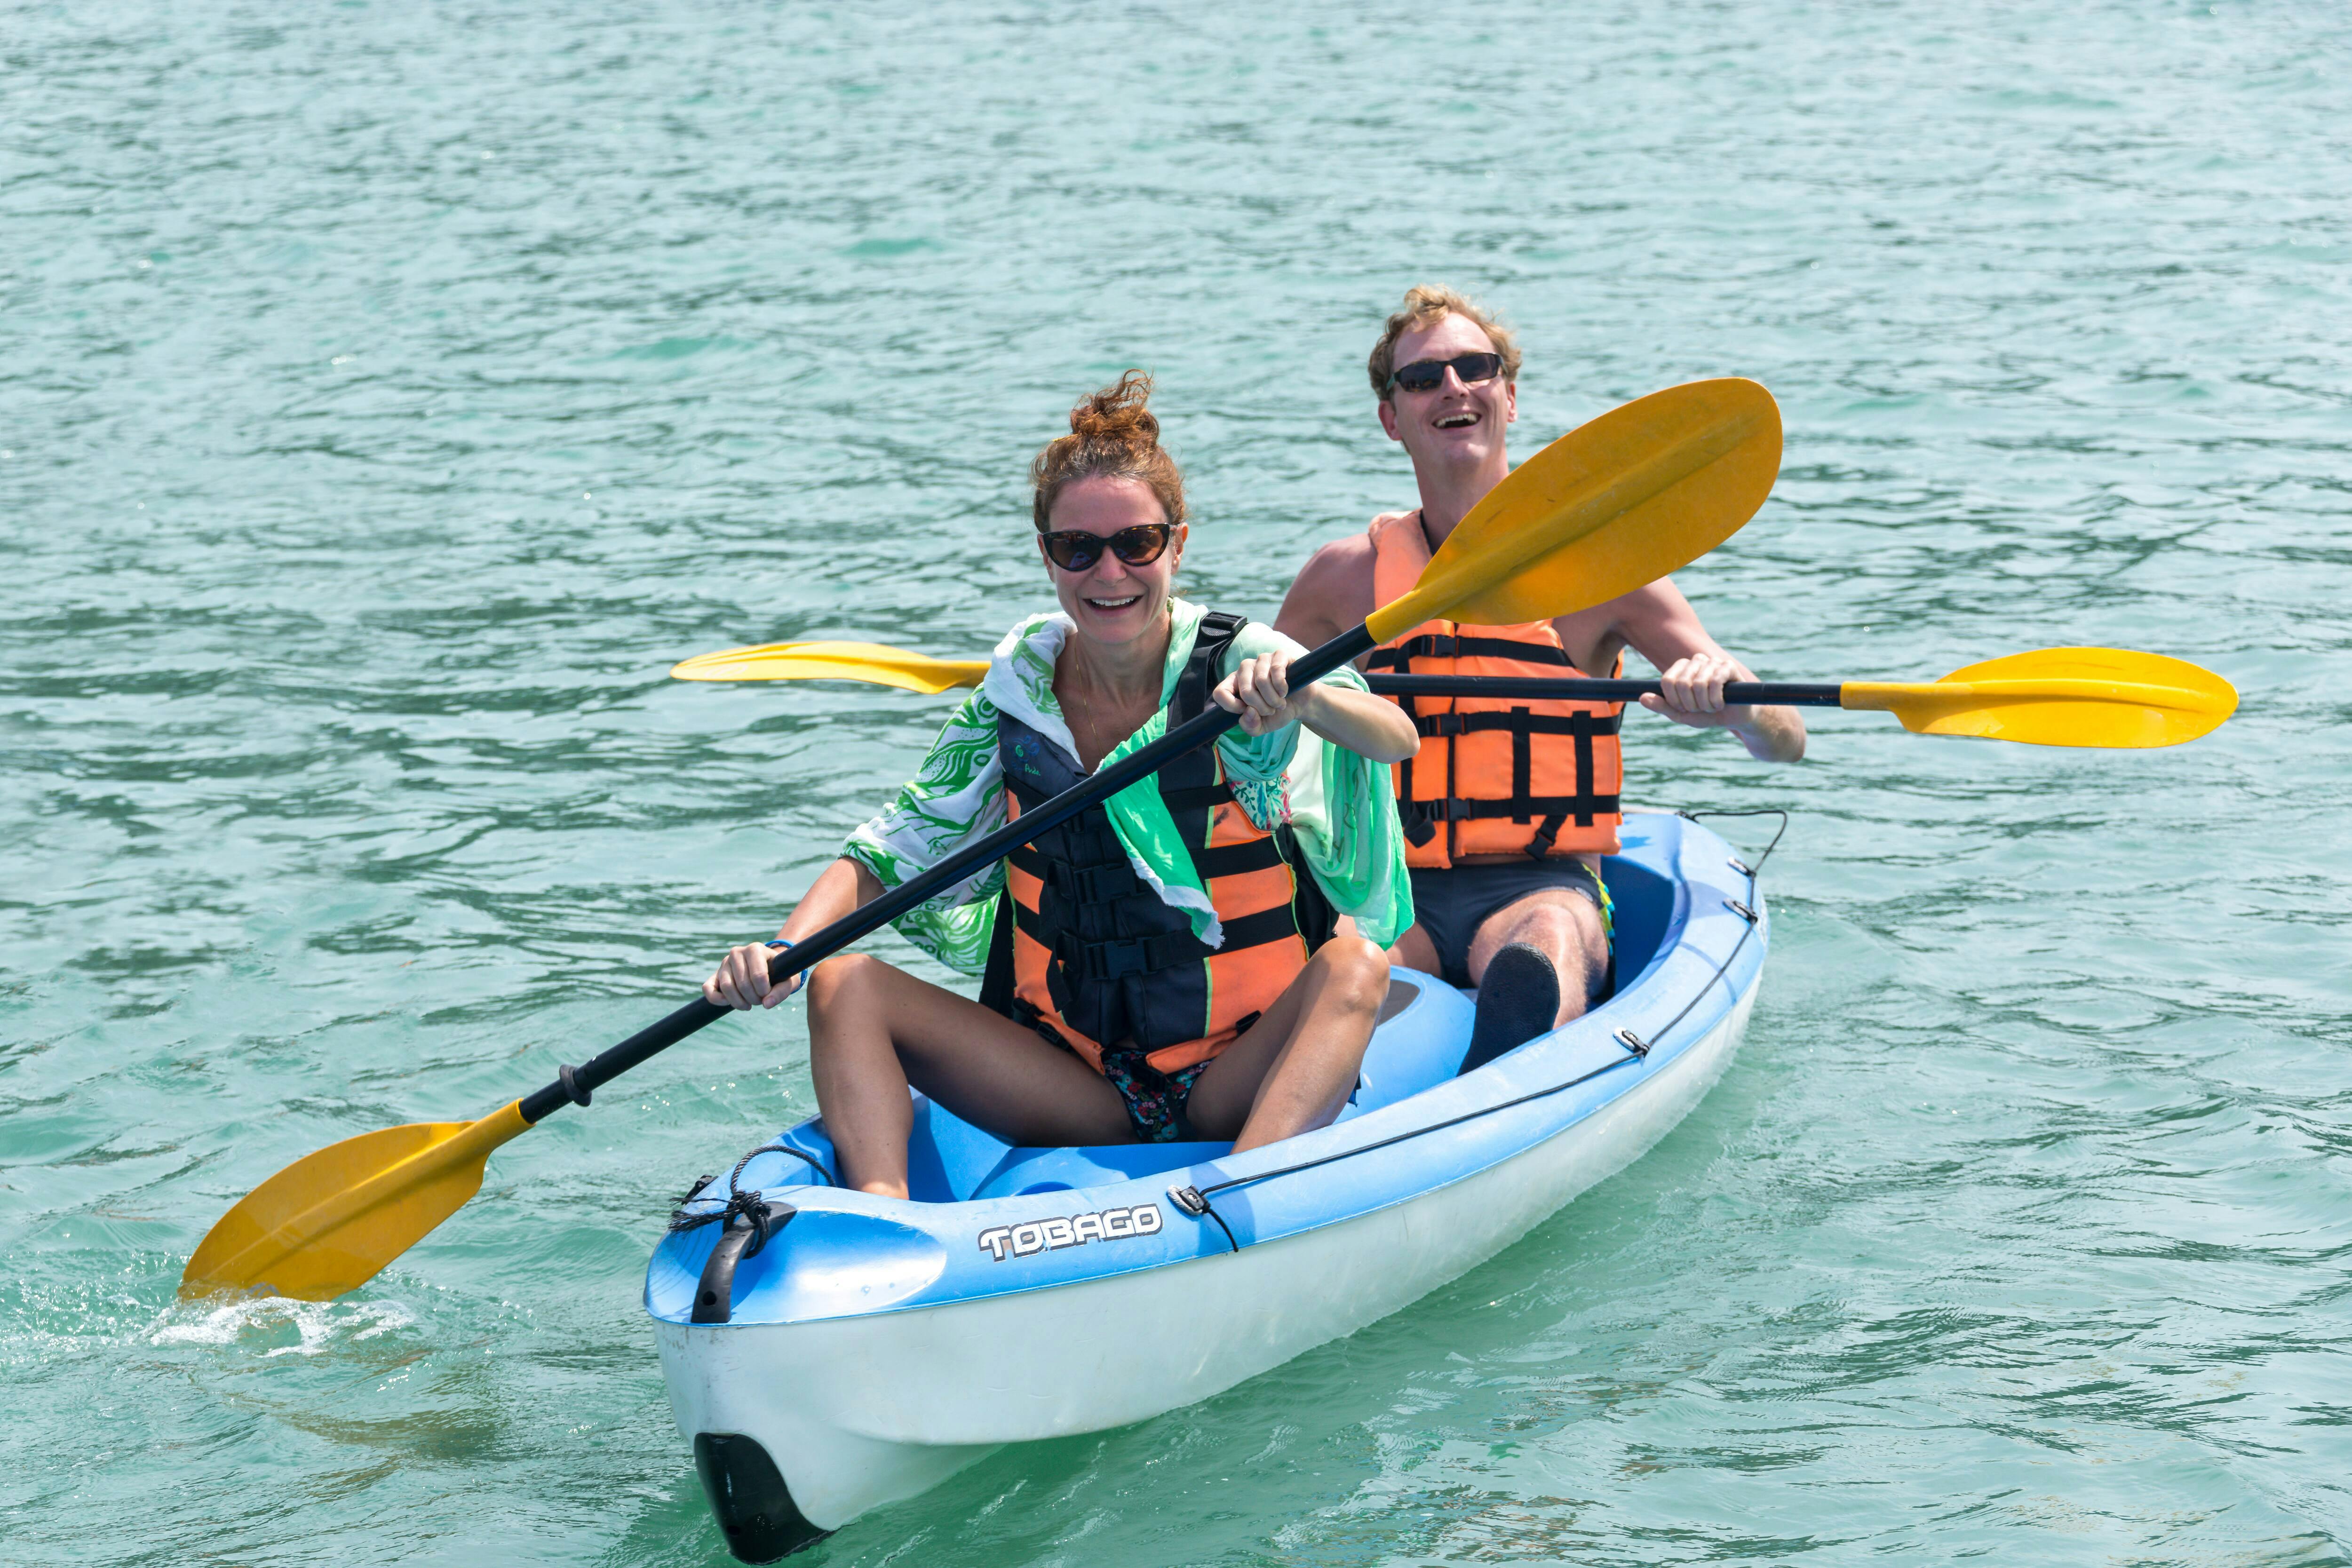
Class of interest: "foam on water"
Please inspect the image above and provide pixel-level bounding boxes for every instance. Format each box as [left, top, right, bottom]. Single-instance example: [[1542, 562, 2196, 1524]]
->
[[149, 1294, 418, 1357]]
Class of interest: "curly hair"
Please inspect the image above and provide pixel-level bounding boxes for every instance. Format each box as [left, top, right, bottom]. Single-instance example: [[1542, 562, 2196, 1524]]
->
[[1366, 285, 1523, 401], [1030, 370, 1187, 531]]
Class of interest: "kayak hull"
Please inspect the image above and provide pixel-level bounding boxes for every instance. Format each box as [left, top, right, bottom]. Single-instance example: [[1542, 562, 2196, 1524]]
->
[[648, 811, 1768, 1556]]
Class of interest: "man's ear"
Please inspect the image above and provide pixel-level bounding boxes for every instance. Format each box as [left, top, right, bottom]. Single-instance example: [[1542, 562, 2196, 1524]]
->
[[1376, 399, 1402, 441], [1503, 380, 1518, 425]]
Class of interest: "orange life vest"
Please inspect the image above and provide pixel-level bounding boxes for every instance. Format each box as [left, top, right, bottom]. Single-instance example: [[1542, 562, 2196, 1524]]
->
[[1364, 509, 1624, 866], [999, 612, 1334, 1078]]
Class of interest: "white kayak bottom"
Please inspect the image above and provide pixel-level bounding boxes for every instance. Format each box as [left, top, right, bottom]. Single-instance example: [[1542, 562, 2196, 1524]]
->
[[653, 980, 1756, 1545]]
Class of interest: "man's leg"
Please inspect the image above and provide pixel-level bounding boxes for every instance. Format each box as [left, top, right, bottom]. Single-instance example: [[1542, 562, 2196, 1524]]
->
[[1387, 923, 1446, 979], [1467, 888, 1609, 1027]]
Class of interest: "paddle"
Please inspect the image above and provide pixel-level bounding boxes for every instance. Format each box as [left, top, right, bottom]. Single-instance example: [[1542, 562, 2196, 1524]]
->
[[180, 376, 1781, 1302], [676, 643, 2235, 750], [674, 639, 989, 695]]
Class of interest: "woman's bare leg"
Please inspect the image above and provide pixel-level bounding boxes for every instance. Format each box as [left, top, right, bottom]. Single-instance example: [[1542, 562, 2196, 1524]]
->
[[804, 954, 1131, 1197], [1187, 936, 1390, 1154]]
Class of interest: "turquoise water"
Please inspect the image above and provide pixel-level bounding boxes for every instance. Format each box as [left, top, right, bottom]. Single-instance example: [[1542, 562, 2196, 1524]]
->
[[6, 1, 2350, 1561]]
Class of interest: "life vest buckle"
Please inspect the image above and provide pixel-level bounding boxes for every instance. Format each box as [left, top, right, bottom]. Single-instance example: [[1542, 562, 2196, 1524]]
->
[[1073, 930, 1197, 983], [1051, 860, 1133, 905]]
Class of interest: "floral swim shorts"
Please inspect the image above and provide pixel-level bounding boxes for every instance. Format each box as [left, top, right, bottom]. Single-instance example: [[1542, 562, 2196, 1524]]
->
[[1016, 1003, 1213, 1143], [1092, 1049, 1210, 1144]]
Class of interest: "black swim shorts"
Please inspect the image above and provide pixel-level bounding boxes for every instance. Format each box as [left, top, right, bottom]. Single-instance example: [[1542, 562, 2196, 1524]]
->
[[1406, 859, 1613, 990]]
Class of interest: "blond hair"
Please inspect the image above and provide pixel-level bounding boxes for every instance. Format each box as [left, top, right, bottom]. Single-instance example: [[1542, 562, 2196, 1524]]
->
[[1366, 285, 1523, 401], [1030, 370, 1187, 530]]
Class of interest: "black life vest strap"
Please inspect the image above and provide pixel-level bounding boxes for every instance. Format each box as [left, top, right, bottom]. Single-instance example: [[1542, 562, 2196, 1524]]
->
[[1157, 782, 1236, 812], [1209, 903, 1310, 952], [1173, 611, 1249, 725], [1176, 611, 1326, 956], [1188, 833, 1286, 880], [1013, 899, 1301, 981], [1406, 793, 1622, 827], [1365, 633, 1574, 670], [1412, 709, 1622, 740], [977, 885, 1017, 1018], [1155, 608, 1247, 816], [1016, 834, 1282, 897], [1377, 626, 1582, 856], [1009, 844, 1140, 906]]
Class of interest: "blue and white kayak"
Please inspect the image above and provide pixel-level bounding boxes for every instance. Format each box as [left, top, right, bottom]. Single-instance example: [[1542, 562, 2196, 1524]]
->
[[647, 810, 1770, 1560]]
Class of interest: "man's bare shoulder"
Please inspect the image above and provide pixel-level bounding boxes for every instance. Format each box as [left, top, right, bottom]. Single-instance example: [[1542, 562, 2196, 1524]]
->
[[1274, 533, 1379, 644]]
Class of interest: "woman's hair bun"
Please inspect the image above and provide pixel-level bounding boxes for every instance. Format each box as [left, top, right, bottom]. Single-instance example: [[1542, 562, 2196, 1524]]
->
[[1032, 369, 1186, 530], [1066, 370, 1161, 449]]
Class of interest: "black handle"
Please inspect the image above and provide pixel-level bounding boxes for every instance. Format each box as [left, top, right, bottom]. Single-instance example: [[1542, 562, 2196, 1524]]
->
[[1366, 674, 1843, 706], [518, 622, 1381, 1124]]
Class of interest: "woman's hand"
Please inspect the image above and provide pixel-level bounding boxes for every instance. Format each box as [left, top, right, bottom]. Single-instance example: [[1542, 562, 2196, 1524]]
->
[[1213, 650, 1313, 736], [1215, 648, 1419, 762], [703, 942, 803, 1010], [1638, 652, 1755, 731]]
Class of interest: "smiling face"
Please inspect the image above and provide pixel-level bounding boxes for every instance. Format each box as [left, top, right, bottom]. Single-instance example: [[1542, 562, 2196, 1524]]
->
[[1041, 475, 1186, 649], [1376, 312, 1518, 477]]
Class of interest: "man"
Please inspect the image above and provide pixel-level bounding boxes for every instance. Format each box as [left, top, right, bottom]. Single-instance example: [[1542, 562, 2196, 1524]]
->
[[1275, 286, 1804, 1064]]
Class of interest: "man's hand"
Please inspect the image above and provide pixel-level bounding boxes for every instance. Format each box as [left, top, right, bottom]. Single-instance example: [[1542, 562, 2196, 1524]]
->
[[1638, 652, 1755, 731]]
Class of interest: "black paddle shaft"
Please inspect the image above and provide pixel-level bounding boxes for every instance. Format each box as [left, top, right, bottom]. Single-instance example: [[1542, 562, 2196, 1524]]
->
[[1366, 674, 1843, 705], [516, 624, 1380, 1124]]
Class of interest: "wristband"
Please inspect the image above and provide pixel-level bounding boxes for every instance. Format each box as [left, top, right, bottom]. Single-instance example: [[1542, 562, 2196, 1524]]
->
[[765, 938, 794, 951]]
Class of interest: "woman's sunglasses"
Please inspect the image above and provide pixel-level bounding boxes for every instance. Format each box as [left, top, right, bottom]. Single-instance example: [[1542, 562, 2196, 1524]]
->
[[1037, 523, 1174, 573], [1385, 351, 1506, 395]]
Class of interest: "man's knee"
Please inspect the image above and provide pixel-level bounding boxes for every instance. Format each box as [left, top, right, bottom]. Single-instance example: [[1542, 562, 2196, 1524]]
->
[[1485, 896, 1605, 967]]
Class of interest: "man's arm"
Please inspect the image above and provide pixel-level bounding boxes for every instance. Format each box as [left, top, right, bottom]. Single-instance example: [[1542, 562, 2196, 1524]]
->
[[1562, 578, 1805, 763], [1272, 535, 1379, 654]]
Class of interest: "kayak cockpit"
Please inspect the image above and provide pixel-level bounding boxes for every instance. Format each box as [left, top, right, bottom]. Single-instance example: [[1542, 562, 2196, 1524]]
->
[[676, 849, 1681, 1210]]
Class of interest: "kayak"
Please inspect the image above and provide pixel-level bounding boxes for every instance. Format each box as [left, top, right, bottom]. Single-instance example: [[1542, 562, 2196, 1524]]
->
[[646, 809, 1770, 1561]]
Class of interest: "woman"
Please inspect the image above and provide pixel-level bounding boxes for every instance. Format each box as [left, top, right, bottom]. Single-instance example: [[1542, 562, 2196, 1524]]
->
[[704, 372, 1419, 1198]]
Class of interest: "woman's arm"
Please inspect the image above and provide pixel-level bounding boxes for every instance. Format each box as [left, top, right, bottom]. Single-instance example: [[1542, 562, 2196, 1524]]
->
[[703, 857, 884, 1010], [1215, 648, 1420, 763]]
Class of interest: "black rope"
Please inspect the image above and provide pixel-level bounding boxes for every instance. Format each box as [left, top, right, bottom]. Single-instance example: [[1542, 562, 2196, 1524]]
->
[[1167, 808, 1787, 1243], [1641, 807, 1786, 1047], [1168, 1185, 1240, 1253], [667, 1140, 835, 1256]]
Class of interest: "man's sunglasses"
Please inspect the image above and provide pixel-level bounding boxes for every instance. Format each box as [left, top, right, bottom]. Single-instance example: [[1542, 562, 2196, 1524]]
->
[[1037, 522, 1174, 573], [1385, 351, 1506, 396]]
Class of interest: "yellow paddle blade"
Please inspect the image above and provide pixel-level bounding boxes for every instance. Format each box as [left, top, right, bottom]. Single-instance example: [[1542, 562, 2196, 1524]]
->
[[671, 640, 987, 694], [1842, 647, 2237, 748], [178, 1101, 533, 1301], [1369, 378, 1781, 642]]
